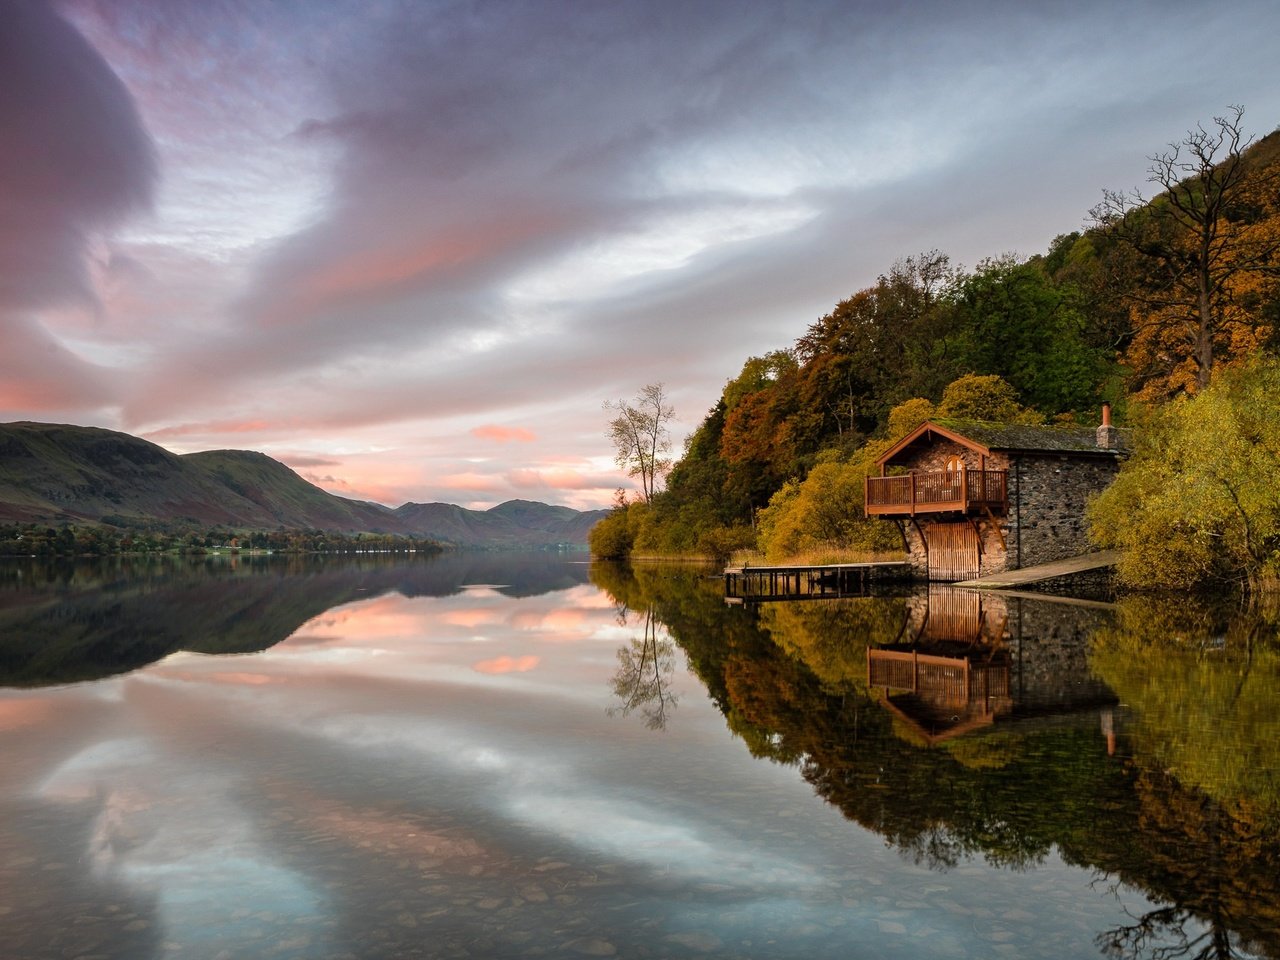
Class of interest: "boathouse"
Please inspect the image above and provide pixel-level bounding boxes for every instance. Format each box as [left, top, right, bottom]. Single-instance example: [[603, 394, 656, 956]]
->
[[864, 411, 1124, 581]]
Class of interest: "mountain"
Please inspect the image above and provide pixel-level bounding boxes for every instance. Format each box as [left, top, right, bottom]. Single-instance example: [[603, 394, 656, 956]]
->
[[393, 499, 607, 548], [0, 421, 606, 546]]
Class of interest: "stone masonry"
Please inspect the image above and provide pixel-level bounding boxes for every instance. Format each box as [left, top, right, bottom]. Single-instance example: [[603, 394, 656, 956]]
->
[[879, 421, 1124, 581]]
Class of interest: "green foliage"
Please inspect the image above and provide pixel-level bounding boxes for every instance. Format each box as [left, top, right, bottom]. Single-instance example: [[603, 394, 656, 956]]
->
[[935, 373, 1044, 423], [1089, 357, 1280, 589], [721, 351, 797, 412], [588, 499, 642, 558], [886, 397, 935, 439], [1090, 596, 1280, 826], [947, 256, 1110, 415]]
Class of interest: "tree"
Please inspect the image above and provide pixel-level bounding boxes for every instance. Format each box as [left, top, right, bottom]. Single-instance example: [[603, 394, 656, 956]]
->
[[608, 607, 678, 731], [1091, 106, 1280, 395], [754, 441, 901, 562], [793, 251, 959, 437], [1088, 357, 1280, 590], [935, 373, 1044, 424], [604, 383, 675, 504], [948, 255, 1111, 415]]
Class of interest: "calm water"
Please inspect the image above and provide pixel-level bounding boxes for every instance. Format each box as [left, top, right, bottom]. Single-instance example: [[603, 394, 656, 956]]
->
[[1, 554, 1277, 960]]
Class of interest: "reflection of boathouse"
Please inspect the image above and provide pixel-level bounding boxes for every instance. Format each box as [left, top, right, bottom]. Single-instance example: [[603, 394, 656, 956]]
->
[[868, 588, 1116, 744], [864, 414, 1124, 581]]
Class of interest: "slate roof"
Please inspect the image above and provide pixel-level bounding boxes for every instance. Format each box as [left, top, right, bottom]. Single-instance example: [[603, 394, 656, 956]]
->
[[878, 418, 1126, 466], [929, 419, 1114, 453]]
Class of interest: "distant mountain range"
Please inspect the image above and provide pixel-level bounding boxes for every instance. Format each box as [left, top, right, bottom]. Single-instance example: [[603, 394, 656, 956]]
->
[[0, 421, 607, 547]]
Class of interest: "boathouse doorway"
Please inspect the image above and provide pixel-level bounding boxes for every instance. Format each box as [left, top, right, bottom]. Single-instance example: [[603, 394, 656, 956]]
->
[[925, 522, 980, 581]]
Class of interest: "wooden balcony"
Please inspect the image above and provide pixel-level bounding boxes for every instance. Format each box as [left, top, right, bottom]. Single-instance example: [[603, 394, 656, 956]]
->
[[865, 469, 1007, 518]]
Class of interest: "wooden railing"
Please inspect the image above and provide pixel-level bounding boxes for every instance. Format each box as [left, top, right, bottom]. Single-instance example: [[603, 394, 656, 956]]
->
[[865, 469, 1007, 517], [868, 649, 1012, 710]]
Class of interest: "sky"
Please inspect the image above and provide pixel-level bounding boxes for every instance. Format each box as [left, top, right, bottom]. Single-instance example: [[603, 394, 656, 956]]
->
[[3, 0, 1280, 510]]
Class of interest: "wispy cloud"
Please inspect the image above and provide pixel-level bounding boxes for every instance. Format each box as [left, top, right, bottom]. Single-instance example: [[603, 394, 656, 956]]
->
[[6, 0, 1280, 505]]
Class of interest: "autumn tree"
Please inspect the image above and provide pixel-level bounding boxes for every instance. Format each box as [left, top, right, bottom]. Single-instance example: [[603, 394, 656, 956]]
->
[[1091, 106, 1280, 396], [934, 373, 1044, 424], [605, 383, 675, 504], [793, 251, 959, 438], [1088, 357, 1280, 591], [715, 352, 803, 516]]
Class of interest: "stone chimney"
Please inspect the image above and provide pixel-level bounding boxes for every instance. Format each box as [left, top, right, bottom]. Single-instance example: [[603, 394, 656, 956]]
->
[[1096, 403, 1119, 450]]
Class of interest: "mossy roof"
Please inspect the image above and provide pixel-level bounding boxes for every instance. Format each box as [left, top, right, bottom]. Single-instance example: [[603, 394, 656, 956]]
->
[[930, 419, 1112, 453], [879, 418, 1124, 466]]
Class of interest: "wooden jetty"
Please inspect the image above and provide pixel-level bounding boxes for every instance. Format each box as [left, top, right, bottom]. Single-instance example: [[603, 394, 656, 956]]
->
[[723, 561, 912, 604]]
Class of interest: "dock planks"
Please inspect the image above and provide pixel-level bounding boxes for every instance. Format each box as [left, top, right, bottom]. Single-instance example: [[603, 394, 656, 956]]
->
[[723, 561, 911, 604]]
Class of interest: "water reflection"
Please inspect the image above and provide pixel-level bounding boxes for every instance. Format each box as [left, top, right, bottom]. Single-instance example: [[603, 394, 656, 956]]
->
[[607, 607, 679, 730], [592, 562, 1280, 958], [1, 556, 1278, 958], [0, 553, 591, 687]]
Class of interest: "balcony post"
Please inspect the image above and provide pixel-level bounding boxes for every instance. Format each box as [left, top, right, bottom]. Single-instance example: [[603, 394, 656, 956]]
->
[[961, 467, 968, 508], [910, 473, 916, 515]]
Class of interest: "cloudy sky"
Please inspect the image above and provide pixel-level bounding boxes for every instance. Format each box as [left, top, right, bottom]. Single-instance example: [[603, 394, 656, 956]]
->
[[4, 0, 1280, 509]]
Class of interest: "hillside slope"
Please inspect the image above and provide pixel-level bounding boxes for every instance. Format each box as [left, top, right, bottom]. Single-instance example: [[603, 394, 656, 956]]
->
[[0, 422, 604, 546]]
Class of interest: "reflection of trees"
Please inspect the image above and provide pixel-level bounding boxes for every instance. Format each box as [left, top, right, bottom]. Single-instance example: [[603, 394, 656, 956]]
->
[[757, 595, 908, 693], [591, 561, 1280, 957], [1090, 596, 1280, 826], [607, 607, 678, 730], [1089, 597, 1280, 959]]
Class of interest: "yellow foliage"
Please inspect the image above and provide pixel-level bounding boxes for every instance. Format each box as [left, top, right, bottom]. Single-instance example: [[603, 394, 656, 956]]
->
[[755, 439, 900, 561], [1088, 357, 1280, 590]]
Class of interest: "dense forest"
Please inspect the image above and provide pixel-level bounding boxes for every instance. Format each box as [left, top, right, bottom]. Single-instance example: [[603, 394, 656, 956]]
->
[[593, 109, 1280, 591]]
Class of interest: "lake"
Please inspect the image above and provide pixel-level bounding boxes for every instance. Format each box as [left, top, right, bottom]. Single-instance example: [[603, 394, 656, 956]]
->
[[1, 554, 1277, 959]]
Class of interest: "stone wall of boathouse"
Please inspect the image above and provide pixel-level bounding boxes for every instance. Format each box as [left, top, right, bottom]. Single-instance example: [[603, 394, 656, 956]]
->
[[1004, 453, 1121, 570]]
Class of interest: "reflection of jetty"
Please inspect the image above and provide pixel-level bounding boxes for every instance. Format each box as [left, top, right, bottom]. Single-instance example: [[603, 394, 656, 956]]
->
[[723, 562, 911, 604]]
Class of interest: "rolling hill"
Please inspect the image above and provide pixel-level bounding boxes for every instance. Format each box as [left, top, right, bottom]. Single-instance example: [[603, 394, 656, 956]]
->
[[0, 421, 606, 547]]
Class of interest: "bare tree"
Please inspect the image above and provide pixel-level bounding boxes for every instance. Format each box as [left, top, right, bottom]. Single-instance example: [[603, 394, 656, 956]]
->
[[607, 607, 678, 731], [1090, 105, 1280, 393], [604, 383, 675, 504]]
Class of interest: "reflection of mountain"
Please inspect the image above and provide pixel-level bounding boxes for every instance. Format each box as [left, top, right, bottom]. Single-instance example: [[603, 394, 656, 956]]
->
[[590, 562, 1280, 959], [0, 553, 590, 687]]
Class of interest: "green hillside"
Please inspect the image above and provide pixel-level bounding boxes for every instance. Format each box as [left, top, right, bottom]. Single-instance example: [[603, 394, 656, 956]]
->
[[0, 422, 605, 548]]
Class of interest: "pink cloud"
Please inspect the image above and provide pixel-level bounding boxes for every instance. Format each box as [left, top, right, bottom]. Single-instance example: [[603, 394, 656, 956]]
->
[[443, 608, 502, 628], [438, 472, 506, 493], [472, 424, 536, 443], [506, 467, 618, 491], [144, 418, 276, 441], [472, 655, 540, 675], [0, 315, 114, 416], [280, 454, 342, 468]]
